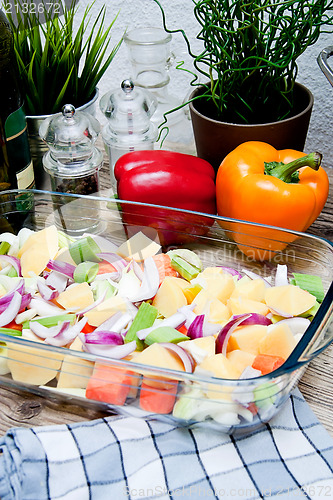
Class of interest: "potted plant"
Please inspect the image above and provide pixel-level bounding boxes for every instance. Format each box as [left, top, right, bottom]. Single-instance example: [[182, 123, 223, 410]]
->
[[153, 0, 333, 172], [3, 0, 123, 187]]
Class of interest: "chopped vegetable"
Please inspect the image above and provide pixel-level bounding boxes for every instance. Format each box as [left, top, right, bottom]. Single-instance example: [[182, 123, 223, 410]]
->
[[0, 224, 326, 428], [290, 273, 325, 302], [144, 326, 189, 346], [125, 302, 158, 350]]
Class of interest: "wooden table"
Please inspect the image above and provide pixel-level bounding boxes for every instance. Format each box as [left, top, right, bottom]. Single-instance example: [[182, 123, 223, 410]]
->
[[0, 161, 332, 437]]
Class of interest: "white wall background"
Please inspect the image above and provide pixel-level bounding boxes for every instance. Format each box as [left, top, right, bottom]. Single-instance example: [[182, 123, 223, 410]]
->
[[77, 0, 333, 168]]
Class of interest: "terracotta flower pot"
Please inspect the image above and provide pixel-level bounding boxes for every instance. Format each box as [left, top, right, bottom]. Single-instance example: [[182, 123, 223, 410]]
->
[[189, 82, 314, 174]]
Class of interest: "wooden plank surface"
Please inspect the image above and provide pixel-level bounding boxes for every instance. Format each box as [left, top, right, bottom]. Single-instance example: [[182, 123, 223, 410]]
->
[[0, 160, 332, 437]]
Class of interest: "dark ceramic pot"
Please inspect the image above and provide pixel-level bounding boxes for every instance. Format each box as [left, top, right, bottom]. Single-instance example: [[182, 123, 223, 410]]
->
[[189, 82, 314, 174]]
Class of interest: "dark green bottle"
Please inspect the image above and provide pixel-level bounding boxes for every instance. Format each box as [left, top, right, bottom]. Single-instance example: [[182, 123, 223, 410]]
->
[[0, 9, 35, 192]]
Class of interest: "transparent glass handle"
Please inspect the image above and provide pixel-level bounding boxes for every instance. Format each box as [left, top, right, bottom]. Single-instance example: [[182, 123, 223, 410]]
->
[[317, 46, 333, 87]]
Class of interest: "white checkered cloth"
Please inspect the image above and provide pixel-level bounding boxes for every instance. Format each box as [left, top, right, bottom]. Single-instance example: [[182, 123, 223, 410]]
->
[[0, 389, 332, 500]]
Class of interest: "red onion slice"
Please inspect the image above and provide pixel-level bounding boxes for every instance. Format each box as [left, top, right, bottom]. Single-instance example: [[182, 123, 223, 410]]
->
[[241, 269, 272, 287], [187, 314, 204, 339], [232, 313, 272, 326], [45, 317, 88, 347], [45, 271, 68, 293], [0, 279, 25, 305], [158, 342, 195, 373], [129, 259, 144, 281], [215, 314, 252, 357], [275, 264, 289, 287], [268, 307, 294, 318], [46, 260, 76, 279], [85, 330, 124, 345], [0, 291, 22, 326], [37, 279, 59, 301], [94, 311, 132, 334], [28, 297, 66, 316], [178, 304, 197, 329], [0, 255, 21, 276], [82, 339, 137, 359], [218, 267, 242, 280], [0, 292, 31, 314], [125, 256, 160, 303], [30, 320, 71, 339]]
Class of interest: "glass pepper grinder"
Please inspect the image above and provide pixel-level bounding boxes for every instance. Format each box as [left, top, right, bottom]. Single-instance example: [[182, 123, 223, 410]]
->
[[39, 104, 103, 196], [124, 27, 196, 155], [100, 79, 157, 189]]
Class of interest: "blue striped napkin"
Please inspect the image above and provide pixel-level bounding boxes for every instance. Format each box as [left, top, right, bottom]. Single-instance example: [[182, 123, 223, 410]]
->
[[0, 388, 332, 500]]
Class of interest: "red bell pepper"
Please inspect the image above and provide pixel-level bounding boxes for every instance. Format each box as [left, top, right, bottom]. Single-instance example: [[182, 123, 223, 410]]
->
[[114, 150, 216, 245]]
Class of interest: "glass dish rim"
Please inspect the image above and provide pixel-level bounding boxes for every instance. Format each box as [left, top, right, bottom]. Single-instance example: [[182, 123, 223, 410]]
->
[[0, 188, 332, 387]]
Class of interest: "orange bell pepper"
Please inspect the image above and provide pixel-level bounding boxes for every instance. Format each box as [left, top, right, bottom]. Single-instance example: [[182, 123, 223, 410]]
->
[[216, 141, 329, 260]]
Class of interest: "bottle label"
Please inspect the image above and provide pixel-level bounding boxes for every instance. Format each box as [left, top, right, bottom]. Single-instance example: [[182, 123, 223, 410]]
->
[[4, 105, 35, 189]]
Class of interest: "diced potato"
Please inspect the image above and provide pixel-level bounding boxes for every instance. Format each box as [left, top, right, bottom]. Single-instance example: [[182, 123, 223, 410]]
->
[[57, 337, 94, 389], [227, 297, 269, 316], [228, 325, 268, 355], [7, 339, 63, 386], [56, 282, 94, 310], [226, 350, 256, 375], [117, 231, 161, 262], [152, 276, 187, 317], [199, 353, 239, 379], [258, 323, 297, 360], [181, 335, 216, 364], [193, 293, 230, 324], [19, 225, 59, 277], [264, 285, 317, 316], [199, 271, 235, 304], [133, 343, 185, 389], [230, 279, 266, 302], [84, 295, 128, 326], [197, 354, 239, 400]]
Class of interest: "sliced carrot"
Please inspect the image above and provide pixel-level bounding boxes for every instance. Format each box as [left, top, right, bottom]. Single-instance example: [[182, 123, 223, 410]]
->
[[247, 402, 258, 415], [152, 254, 178, 283], [139, 381, 178, 414], [252, 354, 285, 375], [97, 260, 117, 275], [3, 321, 22, 331], [86, 363, 135, 405], [81, 323, 96, 334], [177, 324, 188, 335]]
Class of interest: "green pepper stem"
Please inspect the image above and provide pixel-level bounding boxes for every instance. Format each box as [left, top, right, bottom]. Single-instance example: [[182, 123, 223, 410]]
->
[[266, 152, 322, 183]]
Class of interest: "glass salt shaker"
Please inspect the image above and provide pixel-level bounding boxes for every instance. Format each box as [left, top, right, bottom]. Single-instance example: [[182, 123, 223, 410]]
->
[[99, 79, 157, 189], [39, 104, 103, 196]]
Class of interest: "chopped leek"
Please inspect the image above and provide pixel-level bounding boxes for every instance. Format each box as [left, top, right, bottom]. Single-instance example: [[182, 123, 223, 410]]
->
[[171, 256, 200, 281], [73, 262, 99, 283], [91, 280, 116, 301], [0, 241, 10, 255], [291, 273, 325, 302], [144, 326, 190, 346], [125, 302, 158, 350], [22, 313, 76, 330], [69, 236, 102, 264]]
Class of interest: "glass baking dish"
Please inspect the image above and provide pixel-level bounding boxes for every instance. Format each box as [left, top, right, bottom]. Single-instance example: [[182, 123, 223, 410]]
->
[[0, 189, 332, 435]]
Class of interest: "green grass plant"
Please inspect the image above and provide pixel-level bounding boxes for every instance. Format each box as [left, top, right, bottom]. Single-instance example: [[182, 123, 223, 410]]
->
[[153, 0, 333, 124], [3, 0, 122, 115]]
